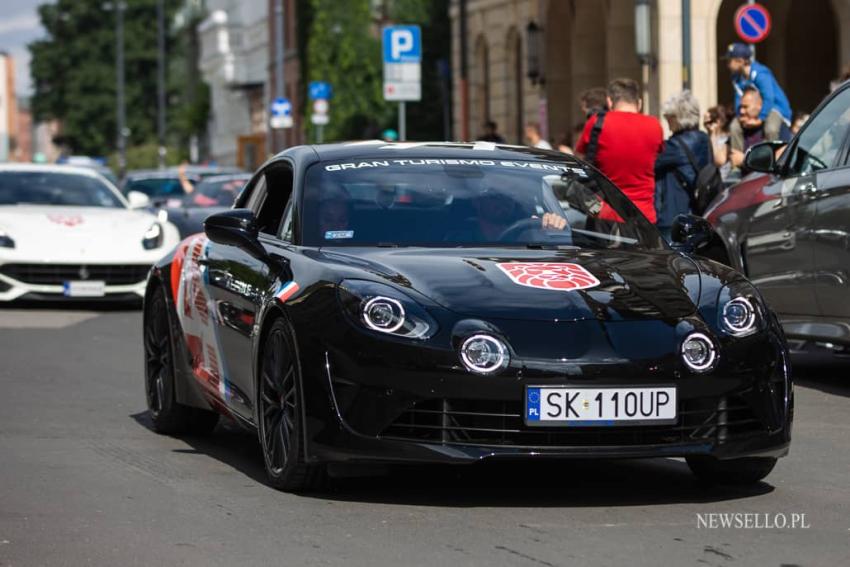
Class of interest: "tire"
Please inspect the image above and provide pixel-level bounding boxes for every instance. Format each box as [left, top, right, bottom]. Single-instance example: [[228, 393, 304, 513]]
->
[[257, 319, 323, 492], [686, 456, 777, 485], [144, 287, 219, 436]]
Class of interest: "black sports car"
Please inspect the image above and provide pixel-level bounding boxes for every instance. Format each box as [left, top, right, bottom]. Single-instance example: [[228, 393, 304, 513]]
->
[[706, 80, 850, 352], [143, 142, 792, 491], [160, 173, 252, 237]]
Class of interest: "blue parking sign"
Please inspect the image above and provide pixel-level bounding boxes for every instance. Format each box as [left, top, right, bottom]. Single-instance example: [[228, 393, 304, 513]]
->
[[382, 25, 421, 63]]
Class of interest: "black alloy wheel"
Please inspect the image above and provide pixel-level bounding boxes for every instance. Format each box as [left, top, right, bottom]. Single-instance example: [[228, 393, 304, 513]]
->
[[257, 319, 322, 491], [144, 288, 218, 435]]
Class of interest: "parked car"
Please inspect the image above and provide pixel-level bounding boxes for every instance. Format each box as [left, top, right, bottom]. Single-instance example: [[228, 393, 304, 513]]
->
[[706, 80, 850, 349], [122, 166, 245, 207], [0, 164, 179, 302], [160, 173, 251, 237], [142, 142, 791, 491]]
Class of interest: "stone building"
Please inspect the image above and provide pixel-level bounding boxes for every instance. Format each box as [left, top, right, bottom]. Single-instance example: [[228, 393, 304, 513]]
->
[[450, 0, 850, 144], [198, 0, 271, 169]]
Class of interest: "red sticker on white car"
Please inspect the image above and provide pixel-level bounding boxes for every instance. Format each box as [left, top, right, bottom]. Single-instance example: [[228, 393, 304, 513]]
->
[[497, 262, 600, 292], [47, 214, 84, 227]]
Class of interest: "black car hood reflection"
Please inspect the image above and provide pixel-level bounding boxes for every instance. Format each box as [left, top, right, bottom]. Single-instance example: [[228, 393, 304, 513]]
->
[[318, 247, 700, 322]]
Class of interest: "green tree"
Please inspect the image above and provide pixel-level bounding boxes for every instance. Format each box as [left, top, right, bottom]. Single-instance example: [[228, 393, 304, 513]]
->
[[305, 0, 389, 141], [29, 0, 207, 161], [303, 0, 451, 142]]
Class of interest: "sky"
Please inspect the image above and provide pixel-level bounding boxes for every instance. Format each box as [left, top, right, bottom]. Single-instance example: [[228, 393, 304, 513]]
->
[[0, 0, 50, 98]]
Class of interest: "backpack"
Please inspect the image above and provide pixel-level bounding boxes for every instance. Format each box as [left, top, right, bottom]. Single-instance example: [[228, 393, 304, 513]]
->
[[584, 111, 607, 166], [670, 136, 723, 215]]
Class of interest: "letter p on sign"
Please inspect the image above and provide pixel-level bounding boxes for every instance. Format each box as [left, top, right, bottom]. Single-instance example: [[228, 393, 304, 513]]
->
[[383, 25, 421, 64], [392, 30, 413, 60]]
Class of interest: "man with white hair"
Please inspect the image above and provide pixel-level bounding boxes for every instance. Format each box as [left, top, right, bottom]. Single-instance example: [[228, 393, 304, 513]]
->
[[654, 90, 711, 240]]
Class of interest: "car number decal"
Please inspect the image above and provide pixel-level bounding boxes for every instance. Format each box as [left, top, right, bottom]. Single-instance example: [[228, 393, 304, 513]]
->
[[497, 262, 600, 292]]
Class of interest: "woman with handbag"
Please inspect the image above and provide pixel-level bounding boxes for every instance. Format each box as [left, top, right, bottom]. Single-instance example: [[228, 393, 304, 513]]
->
[[654, 91, 712, 242]]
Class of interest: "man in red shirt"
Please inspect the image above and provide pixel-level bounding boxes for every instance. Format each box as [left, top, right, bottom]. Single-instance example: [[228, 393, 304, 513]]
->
[[576, 78, 664, 223]]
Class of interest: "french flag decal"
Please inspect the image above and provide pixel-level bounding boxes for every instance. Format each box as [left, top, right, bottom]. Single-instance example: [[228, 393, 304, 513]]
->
[[276, 281, 300, 302]]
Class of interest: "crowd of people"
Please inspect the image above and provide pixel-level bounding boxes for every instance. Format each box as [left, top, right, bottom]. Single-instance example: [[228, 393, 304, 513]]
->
[[476, 42, 812, 241]]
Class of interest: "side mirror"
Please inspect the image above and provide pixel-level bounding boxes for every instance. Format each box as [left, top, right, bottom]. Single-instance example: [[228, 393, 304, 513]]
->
[[670, 214, 714, 252], [126, 190, 151, 209], [744, 141, 785, 173], [204, 209, 267, 260]]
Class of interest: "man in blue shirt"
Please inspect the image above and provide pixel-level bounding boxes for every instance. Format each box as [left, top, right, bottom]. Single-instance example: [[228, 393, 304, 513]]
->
[[724, 43, 792, 153]]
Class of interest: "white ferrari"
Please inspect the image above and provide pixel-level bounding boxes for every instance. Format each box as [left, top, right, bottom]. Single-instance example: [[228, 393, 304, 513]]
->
[[0, 163, 179, 302]]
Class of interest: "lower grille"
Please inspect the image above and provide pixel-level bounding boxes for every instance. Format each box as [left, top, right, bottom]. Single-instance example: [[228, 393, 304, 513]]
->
[[0, 263, 150, 286], [380, 396, 767, 448]]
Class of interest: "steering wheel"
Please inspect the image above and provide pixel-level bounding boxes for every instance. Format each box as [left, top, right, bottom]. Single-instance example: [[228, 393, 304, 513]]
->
[[497, 217, 548, 242]]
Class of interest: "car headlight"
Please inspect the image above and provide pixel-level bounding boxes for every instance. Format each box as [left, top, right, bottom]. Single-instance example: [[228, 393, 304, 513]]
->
[[142, 223, 164, 250], [718, 281, 764, 337], [681, 332, 717, 372], [460, 334, 510, 374], [0, 230, 14, 249], [338, 279, 437, 339]]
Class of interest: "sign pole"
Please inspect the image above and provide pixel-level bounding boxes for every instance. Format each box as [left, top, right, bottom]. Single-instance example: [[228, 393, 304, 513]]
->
[[383, 25, 421, 140], [317, 124, 324, 144]]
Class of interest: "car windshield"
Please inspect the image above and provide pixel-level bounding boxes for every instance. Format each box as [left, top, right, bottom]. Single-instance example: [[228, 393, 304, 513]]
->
[[123, 176, 188, 198], [0, 171, 125, 208], [185, 176, 249, 207], [301, 158, 665, 250]]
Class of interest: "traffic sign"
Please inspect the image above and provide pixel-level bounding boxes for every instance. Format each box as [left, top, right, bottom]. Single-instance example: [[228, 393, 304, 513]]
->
[[382, 26, 421, 63], [734, 3, 771, 44], [311, 98, 329, 125], [270, 97, 293, 129], [309, 81, 332, 101], [382, 25, 422, 104]]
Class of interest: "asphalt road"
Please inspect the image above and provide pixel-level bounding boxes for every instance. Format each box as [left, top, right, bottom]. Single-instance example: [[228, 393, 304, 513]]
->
[[0, 306, 848, 567]]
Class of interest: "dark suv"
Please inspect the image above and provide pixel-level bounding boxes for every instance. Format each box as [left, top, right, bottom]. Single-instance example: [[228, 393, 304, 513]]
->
[[707, 81, 850, 349]]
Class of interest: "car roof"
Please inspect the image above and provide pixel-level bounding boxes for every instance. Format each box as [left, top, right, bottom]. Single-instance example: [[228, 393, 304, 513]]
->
[[196, 173, 252, 183], [0, 163, 106, 178], [276, 140, 583, 166]]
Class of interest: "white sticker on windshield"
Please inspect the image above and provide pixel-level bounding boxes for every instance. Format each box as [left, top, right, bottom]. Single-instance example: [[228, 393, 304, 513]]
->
[[325, 230, 354, 240]]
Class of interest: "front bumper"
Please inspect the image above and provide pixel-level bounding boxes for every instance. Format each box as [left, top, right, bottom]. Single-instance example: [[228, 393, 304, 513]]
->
[[0, 262, 149, 302], [297, 314, 792, 465]]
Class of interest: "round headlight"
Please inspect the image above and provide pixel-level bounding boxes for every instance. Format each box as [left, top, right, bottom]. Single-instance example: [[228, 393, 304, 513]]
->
[[142, 222, 164, 250], [460, 334, 509, 374], [362, 296, 405, 333], [722, 297, 757, 336], [681, 332, 717, 372]]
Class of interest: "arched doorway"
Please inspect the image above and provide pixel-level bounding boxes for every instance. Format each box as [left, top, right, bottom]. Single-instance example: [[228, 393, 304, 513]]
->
[[544, 0, 639, 142], [715, 0, 839, 117]]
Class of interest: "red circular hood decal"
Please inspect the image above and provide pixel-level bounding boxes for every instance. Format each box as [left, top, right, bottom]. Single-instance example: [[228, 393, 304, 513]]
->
[[497, 262, 601, 292]]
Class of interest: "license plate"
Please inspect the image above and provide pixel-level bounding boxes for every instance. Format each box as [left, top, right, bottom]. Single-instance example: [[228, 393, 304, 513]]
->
[[63, 280, 106, 297], [525, 386, 677, 426]]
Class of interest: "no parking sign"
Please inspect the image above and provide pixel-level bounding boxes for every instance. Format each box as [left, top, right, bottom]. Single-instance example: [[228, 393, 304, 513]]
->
[[734, 3, 771, 44]]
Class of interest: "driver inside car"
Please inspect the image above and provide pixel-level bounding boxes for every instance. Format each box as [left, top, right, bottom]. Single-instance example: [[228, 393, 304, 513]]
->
[[453, 187, 568, 242]]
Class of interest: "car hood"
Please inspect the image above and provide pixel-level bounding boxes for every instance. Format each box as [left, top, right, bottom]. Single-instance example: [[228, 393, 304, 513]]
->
[[319, 247, 701, 322], [0, 205, 161, 260]]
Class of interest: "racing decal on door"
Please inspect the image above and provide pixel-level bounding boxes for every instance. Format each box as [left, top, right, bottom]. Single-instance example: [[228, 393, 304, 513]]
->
[[497, 262, 600, 292], [173, 234, 231, 410]]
